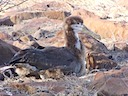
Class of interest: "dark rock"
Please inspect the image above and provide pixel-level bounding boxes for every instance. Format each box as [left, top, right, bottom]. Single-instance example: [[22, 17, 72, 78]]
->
[[0, 16, 14, 26], [4, 68, 18, 78], [0, 73, 4, 81], [0, 39, 19, 66]]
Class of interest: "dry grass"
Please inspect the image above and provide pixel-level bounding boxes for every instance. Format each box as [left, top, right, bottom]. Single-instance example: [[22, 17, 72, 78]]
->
[[0, 74, 96, 96]]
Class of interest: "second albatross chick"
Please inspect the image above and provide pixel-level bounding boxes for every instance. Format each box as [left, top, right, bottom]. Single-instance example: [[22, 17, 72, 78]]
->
[[9, 16, 86, 77]]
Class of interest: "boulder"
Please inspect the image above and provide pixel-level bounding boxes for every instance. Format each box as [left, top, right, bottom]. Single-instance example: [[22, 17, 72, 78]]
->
[[13, 17, 63, 34], [72, 9, 128, 42], [3, 1, 72, 24], [37, 30, 65, 47], [0, 39, 19, 66], [88, 67, 128, 95], [10, 11, 69, 24], [28, 1, 73, 12], [0, 16, 14, 26], [97, 77, 128, 96]]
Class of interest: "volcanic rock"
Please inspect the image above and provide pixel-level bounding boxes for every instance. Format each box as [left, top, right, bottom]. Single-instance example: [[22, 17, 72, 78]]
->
[[0, 39, 19, 66]]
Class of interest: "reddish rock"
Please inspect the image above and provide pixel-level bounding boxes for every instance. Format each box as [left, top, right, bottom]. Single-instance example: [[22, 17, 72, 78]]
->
[[3, 1, 72, 24], [117, 0, 128, 8], [94, 69, 124, 81], [0, 39, 19, 66], [72, 9, 128, 41], [13, 41, 29, 49], [88, 67, 128, 95], [13, 40, 43, 49], [19, 35, 35, 43], [28, 1, 73, 12], [0, 32, 10, 40], [42, 10, 69, 20], [37, 30, 65, 47], [10, 10, 68, 24], [13, 17, 62, 33], [10, 11, 42, 24], [97, 77, 128, 96]]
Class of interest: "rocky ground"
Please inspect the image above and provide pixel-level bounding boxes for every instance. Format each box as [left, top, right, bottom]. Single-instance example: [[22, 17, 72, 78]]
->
[[0, 0, 128, 96]]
